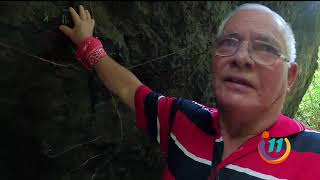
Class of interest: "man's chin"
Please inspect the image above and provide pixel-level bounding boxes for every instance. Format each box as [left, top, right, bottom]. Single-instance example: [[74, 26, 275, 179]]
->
[[216, 95, 259, 112], [217, 98, 262, 125]]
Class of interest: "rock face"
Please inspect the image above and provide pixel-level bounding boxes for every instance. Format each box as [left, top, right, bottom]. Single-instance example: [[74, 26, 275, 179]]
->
[[0, 1, 319, 180]]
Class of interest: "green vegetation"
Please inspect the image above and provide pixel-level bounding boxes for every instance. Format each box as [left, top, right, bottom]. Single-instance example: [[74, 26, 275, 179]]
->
[[296, 48, 320, 130]]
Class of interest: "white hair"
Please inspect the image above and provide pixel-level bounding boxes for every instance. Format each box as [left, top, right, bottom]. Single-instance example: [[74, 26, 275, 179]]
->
[[216, 3, 296, 64]]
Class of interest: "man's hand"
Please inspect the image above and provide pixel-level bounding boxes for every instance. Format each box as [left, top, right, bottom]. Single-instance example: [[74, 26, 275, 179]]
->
[[59, 5, 95, 46], [58, 5, 142, 112]]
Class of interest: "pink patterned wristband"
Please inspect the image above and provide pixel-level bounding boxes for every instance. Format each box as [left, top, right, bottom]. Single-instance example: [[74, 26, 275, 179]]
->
[[76, 36, 108, 70]]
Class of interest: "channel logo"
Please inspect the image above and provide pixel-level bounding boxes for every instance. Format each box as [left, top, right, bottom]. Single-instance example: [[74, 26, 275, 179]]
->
[[258, 131, 291, 164]]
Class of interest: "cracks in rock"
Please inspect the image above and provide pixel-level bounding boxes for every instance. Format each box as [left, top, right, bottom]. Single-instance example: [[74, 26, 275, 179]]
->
[[0, 40, 82, 71]]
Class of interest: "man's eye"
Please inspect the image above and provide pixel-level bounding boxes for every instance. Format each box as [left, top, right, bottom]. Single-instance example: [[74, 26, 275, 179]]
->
[[254, 43, 279, 55], [219, 38, 238, 47]]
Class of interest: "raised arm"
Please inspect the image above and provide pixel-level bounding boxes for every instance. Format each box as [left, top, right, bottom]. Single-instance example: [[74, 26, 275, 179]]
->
[[59, 5, 142, 111]]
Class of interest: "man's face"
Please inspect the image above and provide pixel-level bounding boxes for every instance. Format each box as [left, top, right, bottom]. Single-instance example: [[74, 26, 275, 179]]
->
[[213, 10, 290, 114]]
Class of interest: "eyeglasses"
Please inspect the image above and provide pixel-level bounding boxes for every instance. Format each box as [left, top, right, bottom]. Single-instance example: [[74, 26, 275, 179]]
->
[[214, 37, 288, 66]]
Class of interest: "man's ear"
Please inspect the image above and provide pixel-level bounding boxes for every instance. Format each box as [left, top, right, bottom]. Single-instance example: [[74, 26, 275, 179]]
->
[[287, 63, 299, 90]]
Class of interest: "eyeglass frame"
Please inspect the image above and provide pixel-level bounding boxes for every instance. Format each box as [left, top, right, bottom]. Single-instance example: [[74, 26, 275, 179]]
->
[[213, 35, 289, 66]]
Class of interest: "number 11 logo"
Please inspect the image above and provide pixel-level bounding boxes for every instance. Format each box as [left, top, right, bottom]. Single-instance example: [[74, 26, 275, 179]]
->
[[268, 138, 284, 153], [258, 131, 291, 164]]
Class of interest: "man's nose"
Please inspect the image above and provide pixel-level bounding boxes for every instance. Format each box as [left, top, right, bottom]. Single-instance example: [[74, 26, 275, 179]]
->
[[231, 41, 255, 68]]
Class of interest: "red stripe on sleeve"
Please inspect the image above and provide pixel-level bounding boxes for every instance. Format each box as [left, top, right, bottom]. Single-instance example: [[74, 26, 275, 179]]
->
[[171, 111, 214, 161], [163, 165, 175, 180], [134, 85, 153, 131], [158, 96, 176, 153]]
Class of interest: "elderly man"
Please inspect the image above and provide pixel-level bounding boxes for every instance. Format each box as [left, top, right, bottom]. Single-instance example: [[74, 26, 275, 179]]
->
[[59, 3, 320, 180]]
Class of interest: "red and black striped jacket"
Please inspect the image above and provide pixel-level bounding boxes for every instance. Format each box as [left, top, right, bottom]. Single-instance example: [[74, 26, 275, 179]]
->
[[135, 85, 320, 180]]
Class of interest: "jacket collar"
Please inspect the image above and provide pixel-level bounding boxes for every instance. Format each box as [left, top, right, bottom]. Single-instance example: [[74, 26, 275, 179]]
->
[[267, 114, 305, 138], [211, 109, 305, 138]]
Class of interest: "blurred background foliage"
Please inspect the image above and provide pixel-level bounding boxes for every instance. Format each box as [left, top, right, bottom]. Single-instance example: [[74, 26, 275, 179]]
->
[[297, 49, 320, 130]]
